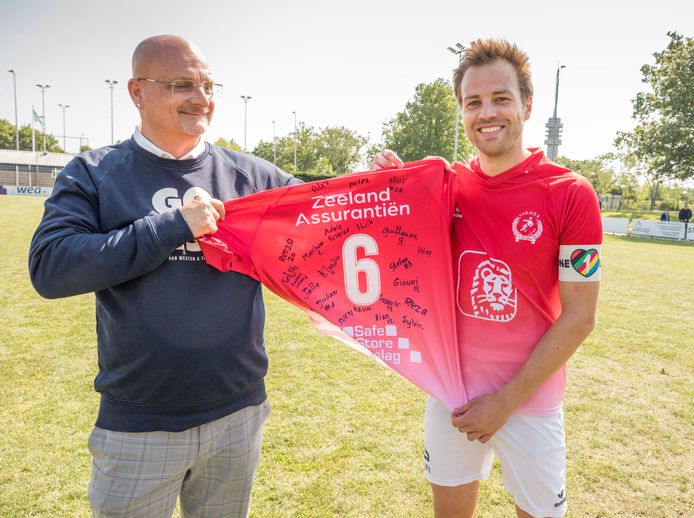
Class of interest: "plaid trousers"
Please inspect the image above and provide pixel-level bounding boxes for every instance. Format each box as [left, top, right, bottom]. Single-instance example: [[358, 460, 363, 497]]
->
[[88, 400, 270, 517]]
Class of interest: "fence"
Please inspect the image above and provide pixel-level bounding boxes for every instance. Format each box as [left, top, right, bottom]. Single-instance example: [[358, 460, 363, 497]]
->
[[603, 217, 693, 241], [0, 169, 57, 189]]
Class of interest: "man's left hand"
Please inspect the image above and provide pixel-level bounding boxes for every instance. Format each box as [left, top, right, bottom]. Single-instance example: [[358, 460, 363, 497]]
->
[[451, 393, 514, 443]]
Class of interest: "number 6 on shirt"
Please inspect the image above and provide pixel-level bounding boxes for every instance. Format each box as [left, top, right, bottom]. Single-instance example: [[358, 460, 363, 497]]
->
[[343, 234, 381, 305]]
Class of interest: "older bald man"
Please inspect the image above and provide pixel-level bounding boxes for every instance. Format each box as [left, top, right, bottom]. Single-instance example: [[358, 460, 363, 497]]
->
[[29, 35, 300, 517]]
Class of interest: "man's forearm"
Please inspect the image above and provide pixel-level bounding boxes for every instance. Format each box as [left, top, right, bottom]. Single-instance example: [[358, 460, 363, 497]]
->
[[29, 210, 191, 299], [496, 306, 596, 412], [29, 169, 193, 299]]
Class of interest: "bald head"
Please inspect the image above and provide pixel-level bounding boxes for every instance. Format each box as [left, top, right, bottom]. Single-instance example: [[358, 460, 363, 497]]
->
[[132, 35, 208, 77], [128, 35, 216, 155]]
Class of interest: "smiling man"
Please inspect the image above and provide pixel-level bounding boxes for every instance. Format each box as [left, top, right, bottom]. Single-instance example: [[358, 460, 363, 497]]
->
[[29, 35, 299, 517], [131, 37, 216, 158], [371, 39, 602, 517]]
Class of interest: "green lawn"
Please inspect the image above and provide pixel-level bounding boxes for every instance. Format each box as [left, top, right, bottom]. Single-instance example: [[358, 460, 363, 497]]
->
[[601, 209, 683, 221], [1, 195, 692, 517]]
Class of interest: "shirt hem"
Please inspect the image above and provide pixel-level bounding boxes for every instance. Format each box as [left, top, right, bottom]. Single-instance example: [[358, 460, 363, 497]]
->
[[514, 402, 563, 417], [95, 381, 267, 432]]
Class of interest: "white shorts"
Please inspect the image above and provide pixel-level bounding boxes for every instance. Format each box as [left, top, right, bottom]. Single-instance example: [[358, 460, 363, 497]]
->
[[424, 396, 567, 517]]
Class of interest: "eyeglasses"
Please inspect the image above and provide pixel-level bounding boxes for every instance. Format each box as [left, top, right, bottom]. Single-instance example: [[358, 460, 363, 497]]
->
[[136, 78, 223, 99]]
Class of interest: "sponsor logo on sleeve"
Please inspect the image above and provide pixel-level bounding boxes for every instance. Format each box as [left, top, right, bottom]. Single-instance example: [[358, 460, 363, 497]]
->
[[558, 244, 601, 281]]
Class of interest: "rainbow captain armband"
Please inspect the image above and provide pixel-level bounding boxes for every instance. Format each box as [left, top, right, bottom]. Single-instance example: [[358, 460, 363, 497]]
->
[[558, 244, 601, 282]]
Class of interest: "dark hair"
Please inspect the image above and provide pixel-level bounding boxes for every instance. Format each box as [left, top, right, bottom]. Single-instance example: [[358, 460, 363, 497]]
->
[[453, 38, 533, 104]]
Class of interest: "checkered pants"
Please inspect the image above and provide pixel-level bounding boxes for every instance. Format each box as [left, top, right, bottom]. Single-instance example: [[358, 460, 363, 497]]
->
[[87, 400, 270, 517]]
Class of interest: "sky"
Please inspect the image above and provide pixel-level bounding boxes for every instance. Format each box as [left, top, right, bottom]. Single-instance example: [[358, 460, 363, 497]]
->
[[1, 0, 692, 160]]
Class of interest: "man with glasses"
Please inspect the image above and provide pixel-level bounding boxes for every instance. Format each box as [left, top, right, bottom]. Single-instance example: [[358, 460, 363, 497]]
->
[[29, 35, 299, 517]]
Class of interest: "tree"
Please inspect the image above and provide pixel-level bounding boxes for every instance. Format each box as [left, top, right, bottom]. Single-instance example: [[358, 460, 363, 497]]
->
[[214, 137, 242, 152], [315, 126, 365, 175], [600, 152, 642, 209], [251, 140, 277, 163], [251, 124, 365, 179], [615, 31, 694, 208], [19, 125, 63, 152], [252, 134, 298, 172], [0, 119, 16, 148], [0, 119, 63, 152], [380, 79, 473, 162], [293, 124, 321, 174], [614, 168, 641, 210], [253, 123, 316, 174], [556, 154, 618, 196]]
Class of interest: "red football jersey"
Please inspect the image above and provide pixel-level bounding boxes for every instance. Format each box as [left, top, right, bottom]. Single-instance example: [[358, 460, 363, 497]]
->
[[199, 160, 467, 410], [452, 149, 602, 415]]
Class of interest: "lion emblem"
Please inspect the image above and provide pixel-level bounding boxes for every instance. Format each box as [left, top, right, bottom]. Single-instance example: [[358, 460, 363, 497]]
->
[[469, 259, 516, 322]]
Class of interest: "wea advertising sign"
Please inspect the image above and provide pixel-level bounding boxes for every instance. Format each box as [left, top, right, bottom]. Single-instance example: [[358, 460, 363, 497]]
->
[[0, 185, 53, 196]]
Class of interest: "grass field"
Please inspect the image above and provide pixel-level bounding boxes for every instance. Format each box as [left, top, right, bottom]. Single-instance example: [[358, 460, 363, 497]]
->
[[600, 210, 686, 221], [1, 195, 692, 517]]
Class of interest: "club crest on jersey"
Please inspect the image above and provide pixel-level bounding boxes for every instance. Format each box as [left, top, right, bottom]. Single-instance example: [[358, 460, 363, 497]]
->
[[512, 210, 543, 244], [457, 251, 517, 322]]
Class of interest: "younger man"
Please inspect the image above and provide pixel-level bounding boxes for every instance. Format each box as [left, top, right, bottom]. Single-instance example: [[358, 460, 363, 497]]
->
[[371, 39, 601, 517]]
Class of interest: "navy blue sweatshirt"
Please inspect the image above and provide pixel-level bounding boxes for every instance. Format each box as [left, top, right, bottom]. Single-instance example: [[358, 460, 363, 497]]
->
[[29, 139, 299, 432]]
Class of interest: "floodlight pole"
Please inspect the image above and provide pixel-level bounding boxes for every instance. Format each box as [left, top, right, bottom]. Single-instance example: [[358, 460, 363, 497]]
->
[[58, 104, 70, 152], [447, 43, 466, 162], [9, 70, 19, 185], [272, 120, 276, 164], [241, 95, 252, 151], [36, 83, 51, 151], [105, 80, 118, 144], [292, 111, 297, 172], [9, 70, 19, 150]]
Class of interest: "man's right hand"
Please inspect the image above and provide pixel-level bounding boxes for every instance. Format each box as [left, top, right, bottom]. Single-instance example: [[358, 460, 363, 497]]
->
[[368, 149, 405, 170], [180, 196, 226, 237]]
